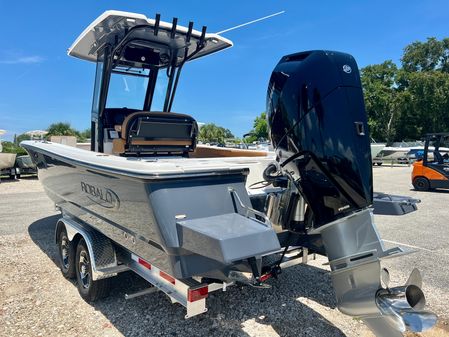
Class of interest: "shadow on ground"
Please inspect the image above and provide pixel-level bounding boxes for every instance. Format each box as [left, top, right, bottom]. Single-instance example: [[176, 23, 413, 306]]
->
[[19, 175, 39, 180], [0, 175, 38, 183], [28, 215, 346, 337], [373, 164, 412, 168], [409, 188, 449, 194]]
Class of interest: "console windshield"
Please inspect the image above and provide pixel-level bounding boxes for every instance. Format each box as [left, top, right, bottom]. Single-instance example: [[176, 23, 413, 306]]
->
[[105, 67, 168, 111]]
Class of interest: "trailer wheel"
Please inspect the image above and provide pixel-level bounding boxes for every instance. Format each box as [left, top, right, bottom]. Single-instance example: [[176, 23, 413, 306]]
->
[[57, 228, 76, 279], [75, 239, 110, 302], [413, 177, 430, 191]]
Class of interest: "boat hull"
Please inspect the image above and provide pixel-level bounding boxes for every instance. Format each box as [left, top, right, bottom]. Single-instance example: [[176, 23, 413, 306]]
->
[[22, 142, 280, 279], [370, 143, 385, 159]]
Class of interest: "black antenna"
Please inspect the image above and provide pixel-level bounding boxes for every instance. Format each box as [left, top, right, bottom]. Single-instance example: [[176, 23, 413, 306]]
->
[[171, 18, 178, 39], [154, 13, 161, 36], [186, 21, 194, 43]]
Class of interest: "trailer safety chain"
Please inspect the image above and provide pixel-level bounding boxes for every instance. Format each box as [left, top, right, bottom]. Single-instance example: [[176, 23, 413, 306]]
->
[[263, 233, 295, 283]]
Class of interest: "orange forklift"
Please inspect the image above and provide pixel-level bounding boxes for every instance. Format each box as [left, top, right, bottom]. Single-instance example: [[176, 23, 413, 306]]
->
[[412, 133, 449, 191]]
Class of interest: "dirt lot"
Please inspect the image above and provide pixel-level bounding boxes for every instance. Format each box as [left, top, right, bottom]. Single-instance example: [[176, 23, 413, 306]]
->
[[0, 167, 448, 337]]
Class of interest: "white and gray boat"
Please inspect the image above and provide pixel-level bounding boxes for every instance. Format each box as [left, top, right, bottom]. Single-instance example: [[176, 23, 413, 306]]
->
[[22, 10, 436, 336]]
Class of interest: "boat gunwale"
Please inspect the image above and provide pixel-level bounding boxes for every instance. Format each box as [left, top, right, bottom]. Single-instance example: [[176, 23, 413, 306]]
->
[[21, 142, 251, 181]]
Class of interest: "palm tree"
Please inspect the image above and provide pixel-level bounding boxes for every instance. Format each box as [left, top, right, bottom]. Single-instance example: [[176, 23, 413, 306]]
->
[[46, 122, 78, 139]]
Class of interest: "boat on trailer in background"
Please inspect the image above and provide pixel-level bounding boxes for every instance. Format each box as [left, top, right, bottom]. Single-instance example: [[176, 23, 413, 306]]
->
[[22, 10, 436, 336], [0, 130, 18, 181]]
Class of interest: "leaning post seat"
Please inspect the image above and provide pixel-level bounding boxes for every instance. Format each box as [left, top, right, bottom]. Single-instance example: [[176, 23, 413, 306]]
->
[[112, 111, 198, 155]]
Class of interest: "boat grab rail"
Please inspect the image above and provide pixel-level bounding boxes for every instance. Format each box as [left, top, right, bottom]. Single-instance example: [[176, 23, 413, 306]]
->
[[227, 187, 272, 228]]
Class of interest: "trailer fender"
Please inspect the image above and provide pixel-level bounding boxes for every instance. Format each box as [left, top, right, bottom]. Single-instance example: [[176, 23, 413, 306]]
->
[[55, 217, 128, 280]]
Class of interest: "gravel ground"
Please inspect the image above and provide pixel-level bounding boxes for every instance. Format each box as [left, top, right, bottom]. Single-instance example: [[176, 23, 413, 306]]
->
[[0, 169, 448, 337]]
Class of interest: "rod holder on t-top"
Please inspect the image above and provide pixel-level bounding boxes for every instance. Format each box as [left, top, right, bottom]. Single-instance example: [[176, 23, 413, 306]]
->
[[186, 22, 194, 43], [166, 24, 209, 112], [170, 17, 178, 39], [154, 13, 161, 36], [199, 26, 207, 47]]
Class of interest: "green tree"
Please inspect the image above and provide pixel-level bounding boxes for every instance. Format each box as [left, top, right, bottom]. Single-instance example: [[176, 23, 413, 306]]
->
[[401, 37, 449, 73], [198, 123, 234, 145], [361, 61, 399, 142], [395, 69, 449, 140], [246, 112, 269, 143], [1, 141, 28, 155], [16, 133, 31, 145], [46, 122, 88, 141], [361, 37, 449, 142], [395, 37, 449, 140], [79, 128, 91, 142]]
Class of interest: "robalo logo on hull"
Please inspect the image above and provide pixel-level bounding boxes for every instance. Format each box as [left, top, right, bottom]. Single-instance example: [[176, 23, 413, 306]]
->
[[81, 181, 120, 209]]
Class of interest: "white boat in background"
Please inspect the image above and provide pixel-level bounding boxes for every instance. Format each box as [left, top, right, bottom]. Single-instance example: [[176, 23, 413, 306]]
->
[[255, 142, 273, 152], [0, 153, 16, 173], [25, 130, 48, 140], [370, 142, 385, 159], [373, 141, 425, 165], [14, 155, 37, 177], [76, 142, 91, 150], [0, 130, 17, 179]]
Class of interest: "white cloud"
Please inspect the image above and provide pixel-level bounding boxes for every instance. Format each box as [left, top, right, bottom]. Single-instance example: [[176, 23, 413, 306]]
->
[[0, 55, 44, 64]]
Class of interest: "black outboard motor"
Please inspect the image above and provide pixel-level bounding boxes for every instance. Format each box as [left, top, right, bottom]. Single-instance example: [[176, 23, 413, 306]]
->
[[266, 51, 437, 337], [267, 50, 372, 227]]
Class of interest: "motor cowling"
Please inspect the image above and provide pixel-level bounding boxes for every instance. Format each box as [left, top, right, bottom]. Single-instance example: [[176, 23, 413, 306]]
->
[[267, 50, 373, 228]]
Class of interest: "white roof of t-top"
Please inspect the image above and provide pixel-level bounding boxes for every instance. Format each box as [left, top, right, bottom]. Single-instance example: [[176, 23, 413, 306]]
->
[[68, 10, 233, 63]]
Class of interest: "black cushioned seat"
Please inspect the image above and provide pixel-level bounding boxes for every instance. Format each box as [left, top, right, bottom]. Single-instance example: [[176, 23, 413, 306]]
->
[[112, 111, 198, 155]]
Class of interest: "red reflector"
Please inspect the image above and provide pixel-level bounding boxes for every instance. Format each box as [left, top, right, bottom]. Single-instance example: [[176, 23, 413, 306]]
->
[[259, 273, 272, 282], [188, 286, 208, 302], [138, 258, 151, 270], [159, 271, 175, 284]]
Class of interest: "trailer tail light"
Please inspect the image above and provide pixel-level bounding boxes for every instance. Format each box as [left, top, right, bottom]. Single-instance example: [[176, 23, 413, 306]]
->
[[160, 271, 176, 284], [138, 258, 152, 270], [259, 273, 272, 282], [188, 286, 208, 302]]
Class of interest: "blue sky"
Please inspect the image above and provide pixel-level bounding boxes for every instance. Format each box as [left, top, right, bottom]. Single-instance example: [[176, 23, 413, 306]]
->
[[1, 0, 448, 141]]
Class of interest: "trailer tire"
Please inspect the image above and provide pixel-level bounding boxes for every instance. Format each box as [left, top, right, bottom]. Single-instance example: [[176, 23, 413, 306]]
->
[[75, 239, 110, 302], [413, 177, 430, 191], [57, 228, 76, 279]]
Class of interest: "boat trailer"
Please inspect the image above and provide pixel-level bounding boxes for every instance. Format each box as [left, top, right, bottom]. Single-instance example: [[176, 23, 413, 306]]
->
[[55, 211, 311, 318]]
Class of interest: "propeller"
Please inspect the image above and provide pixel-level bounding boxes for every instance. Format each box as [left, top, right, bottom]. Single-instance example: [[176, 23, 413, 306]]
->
[[375, 268, 437, 334]]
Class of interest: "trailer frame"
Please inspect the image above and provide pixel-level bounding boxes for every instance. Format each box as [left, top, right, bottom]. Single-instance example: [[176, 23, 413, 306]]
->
[[55, 212, 309, 318]]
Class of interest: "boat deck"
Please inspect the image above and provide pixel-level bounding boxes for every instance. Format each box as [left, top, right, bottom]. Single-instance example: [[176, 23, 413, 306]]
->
[[22, 141, 274, 183]]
